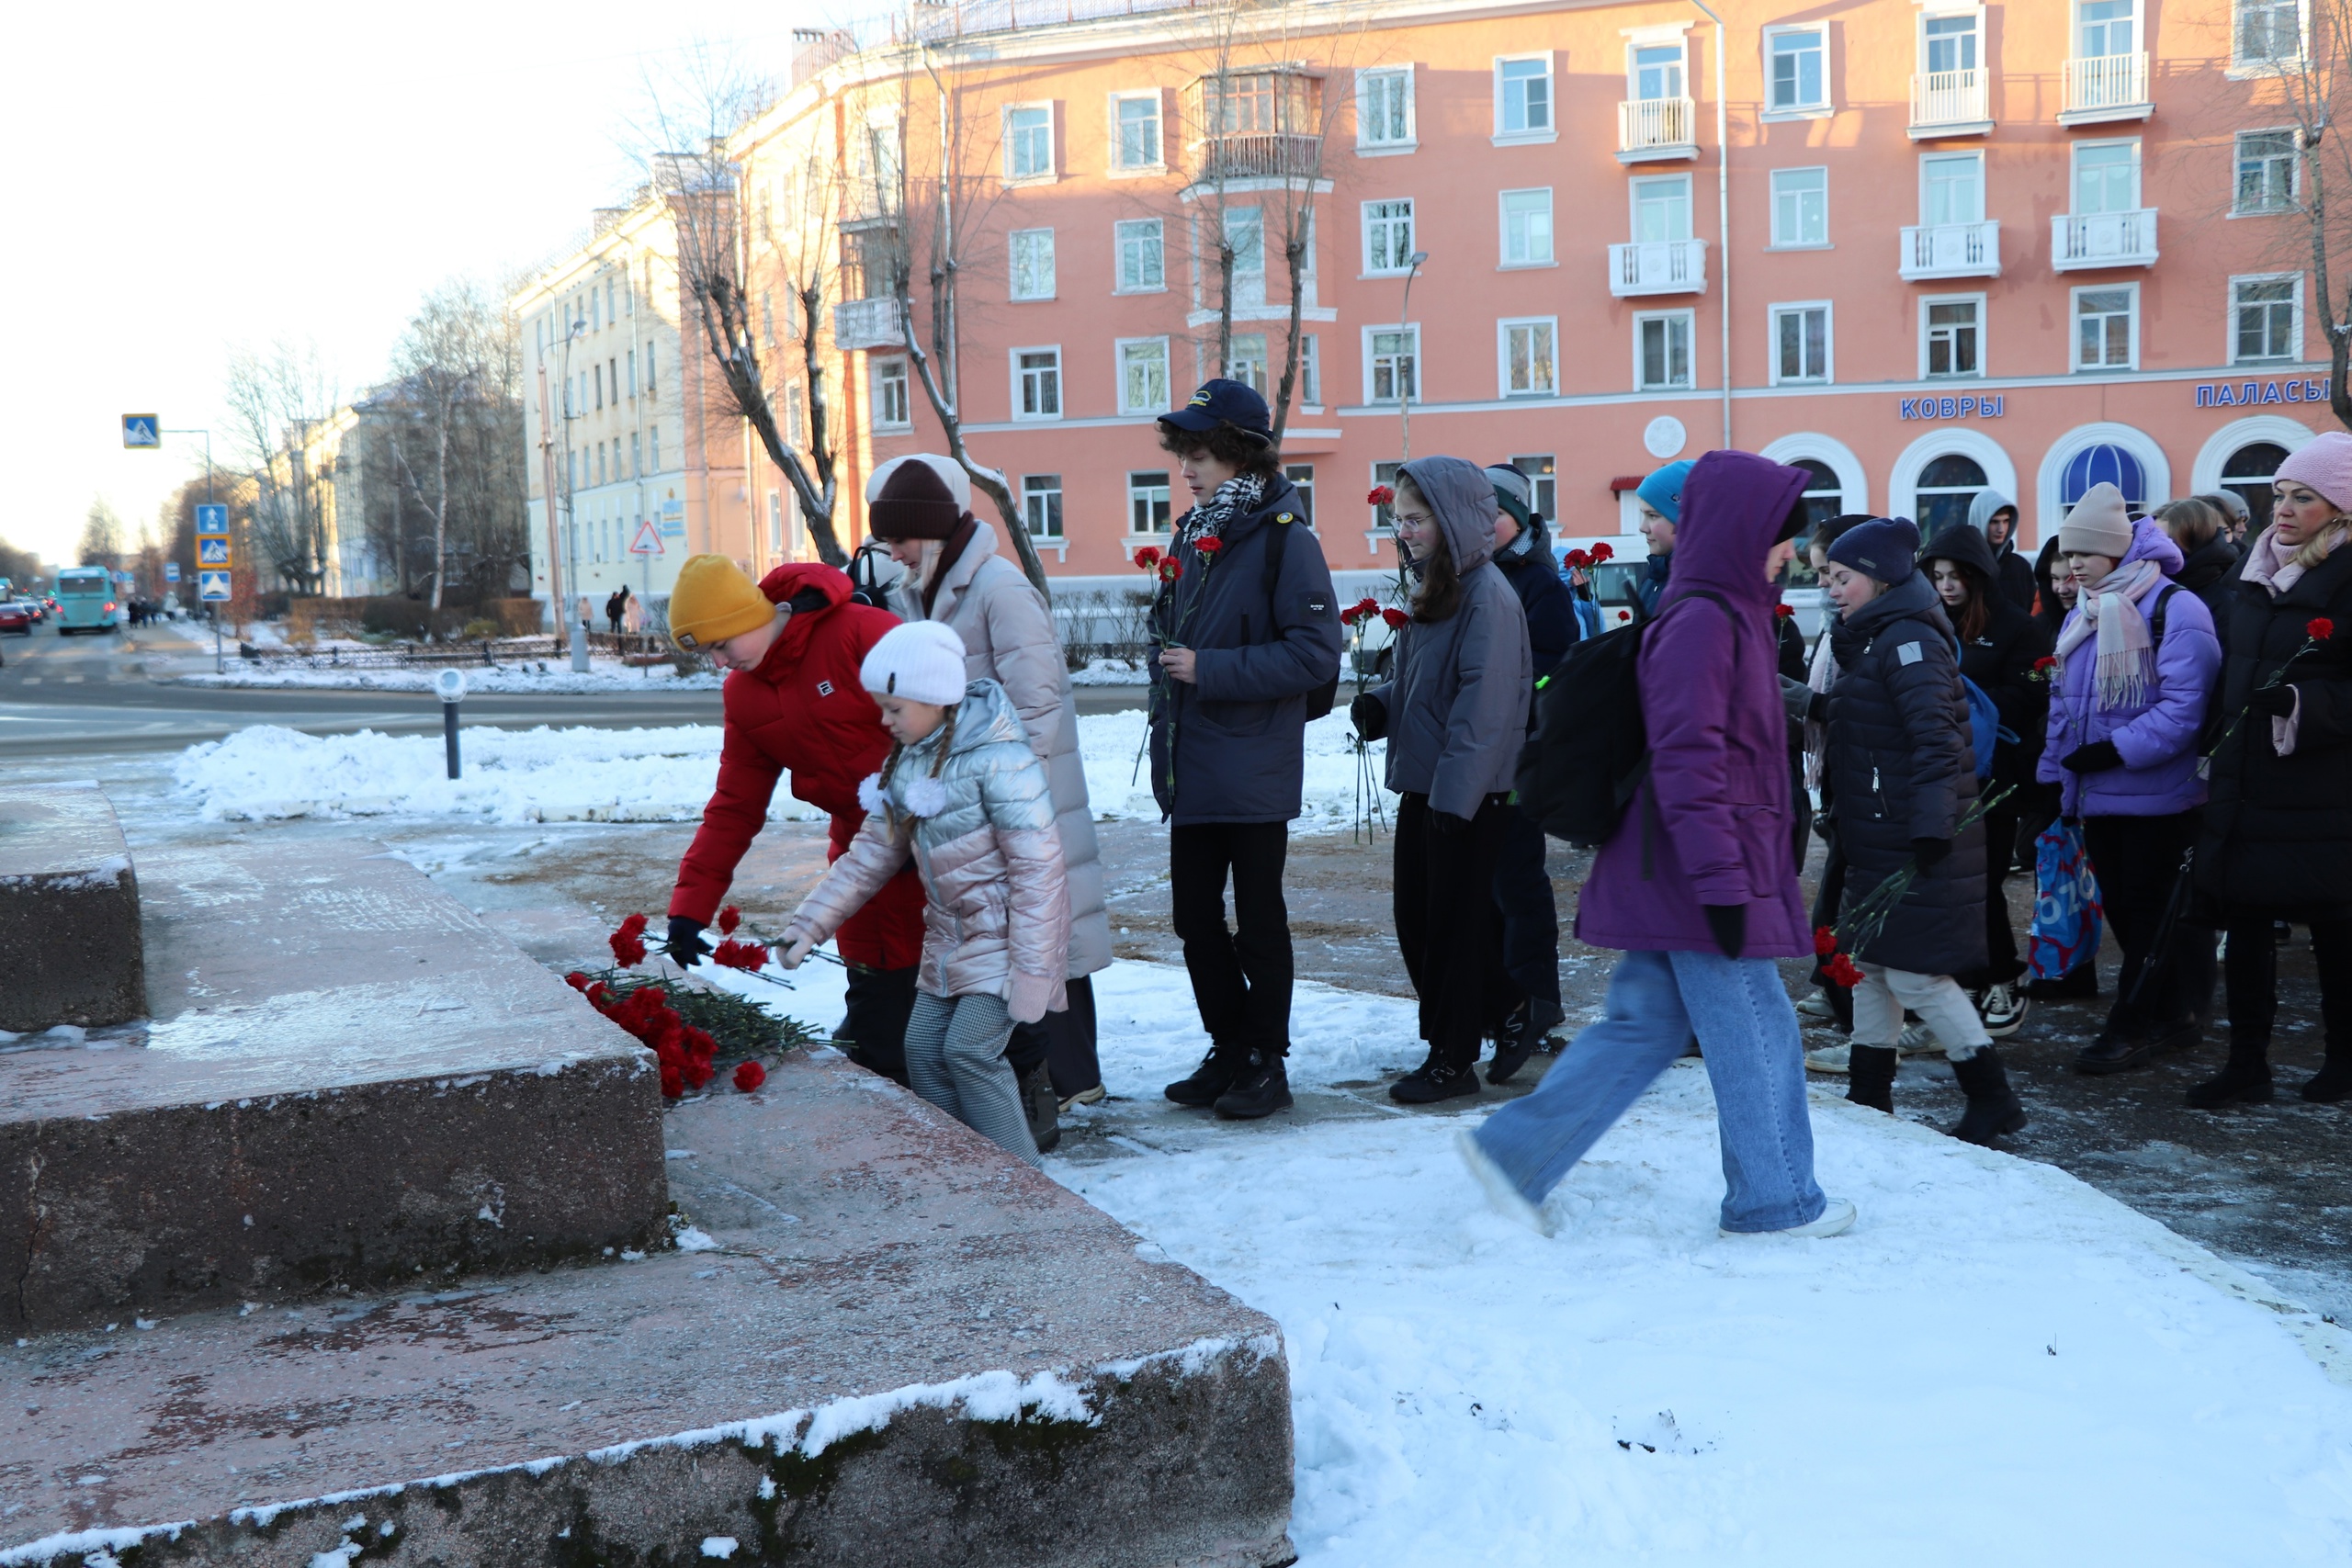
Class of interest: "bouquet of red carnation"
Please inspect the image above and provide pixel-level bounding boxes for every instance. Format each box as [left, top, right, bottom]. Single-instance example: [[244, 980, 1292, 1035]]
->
[[609, 913, 650, 967], [2204, 615, 2340, 760], [711, 939, 769, 972], [1340, 595, 1383, 628], [1813, 926, 1864, 989], [2030, 655, 2059, 684], [1589, 541, 1614, 563], [1565, 548, 1592, 570], [1367, 484, 1396, 507]]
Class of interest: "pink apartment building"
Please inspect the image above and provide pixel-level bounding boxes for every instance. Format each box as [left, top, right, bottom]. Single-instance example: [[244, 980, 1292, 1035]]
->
[[720, 0, 2332, 586]]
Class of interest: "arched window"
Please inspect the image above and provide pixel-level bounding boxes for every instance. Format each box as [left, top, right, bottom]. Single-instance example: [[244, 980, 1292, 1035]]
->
[[2061, 443, 2147, 510], [1915, 453, 1988, 538], [2222, 441, 2290, 532], [1792, 458, 1843, 530]]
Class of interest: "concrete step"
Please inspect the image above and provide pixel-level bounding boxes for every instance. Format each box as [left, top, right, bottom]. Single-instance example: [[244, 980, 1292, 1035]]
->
[[0, 836, 670, 1334], [1, 1051, 1296, 1568], [0, 784, 143, 1032]]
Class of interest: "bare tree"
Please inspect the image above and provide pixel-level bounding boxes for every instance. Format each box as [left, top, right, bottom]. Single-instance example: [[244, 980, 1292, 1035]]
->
[[223, 341, 336, 592], [381, 280, 524, 610], [2252, 0, 2352, 430], [77, 498, 124, 569]]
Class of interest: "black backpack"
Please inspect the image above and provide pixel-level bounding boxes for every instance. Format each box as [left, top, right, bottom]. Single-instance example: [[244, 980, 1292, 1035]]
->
[[1260, 510, 1339, 721], [1514, 589, 1731, 847]]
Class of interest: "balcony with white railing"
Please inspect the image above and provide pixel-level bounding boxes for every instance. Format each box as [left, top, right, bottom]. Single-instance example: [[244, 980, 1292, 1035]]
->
[[1909, 68, 1991, 137], [1608, 238, 1708, 297], [1898, 220, 2002, 280], [2052, 209, 2159, 270], [1617, 96, 1697, 163], [2061, 51, 2152, 125], [831, 296, 907, 350]]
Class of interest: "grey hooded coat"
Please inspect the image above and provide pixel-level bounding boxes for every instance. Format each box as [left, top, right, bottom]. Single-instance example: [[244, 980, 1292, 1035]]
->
[[1366, 456, 1533, 818]]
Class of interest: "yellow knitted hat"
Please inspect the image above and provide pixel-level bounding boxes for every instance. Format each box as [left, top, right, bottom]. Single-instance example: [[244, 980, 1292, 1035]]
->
[[667, 555, 773, 650]]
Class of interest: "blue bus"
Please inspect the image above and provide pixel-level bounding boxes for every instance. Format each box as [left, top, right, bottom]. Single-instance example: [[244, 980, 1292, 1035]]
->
[[54, 566, 118, 635]]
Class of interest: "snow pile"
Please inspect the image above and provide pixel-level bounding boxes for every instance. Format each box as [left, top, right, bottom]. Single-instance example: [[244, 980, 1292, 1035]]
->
[[170, 725, 820, 825], [1068, 658, 1152, 686], [172, 710, 1392, 830], [177, 659, 719, 694]]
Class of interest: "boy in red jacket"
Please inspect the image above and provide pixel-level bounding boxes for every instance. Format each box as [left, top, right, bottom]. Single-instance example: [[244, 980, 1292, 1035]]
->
[[664, 552, 924, 1081]]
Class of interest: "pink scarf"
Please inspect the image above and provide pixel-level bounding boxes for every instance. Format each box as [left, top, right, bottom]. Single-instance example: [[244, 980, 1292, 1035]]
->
[[2054, 558, 2162, 710]]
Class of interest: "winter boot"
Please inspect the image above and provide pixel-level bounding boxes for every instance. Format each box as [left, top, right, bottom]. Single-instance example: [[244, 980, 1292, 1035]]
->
[[2187, 1035, 2274, 1109], [1846, 1044, 1897, 1113], [1020, 1061, 1061, 1155], [1212, 1049, 1293, 1120], [1165, 1041, 1250, 1108], [1947, 1047, 2028, 1145], [2301, 1050, 2352, 1104], [1391, 1049, 1483, 1105], [1487, 998, 1565, 1085]]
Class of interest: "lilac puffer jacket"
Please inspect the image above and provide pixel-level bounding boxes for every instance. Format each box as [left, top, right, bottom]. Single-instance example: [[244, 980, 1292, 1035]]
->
[[2037, 520, 2222, 818]]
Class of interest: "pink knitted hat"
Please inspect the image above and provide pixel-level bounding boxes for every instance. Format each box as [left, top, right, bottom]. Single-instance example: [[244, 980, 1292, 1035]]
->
[[2274, 431, 2352, 511]]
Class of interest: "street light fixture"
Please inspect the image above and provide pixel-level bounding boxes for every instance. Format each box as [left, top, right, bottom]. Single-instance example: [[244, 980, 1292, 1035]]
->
[[1398, 250, 1429, 462]]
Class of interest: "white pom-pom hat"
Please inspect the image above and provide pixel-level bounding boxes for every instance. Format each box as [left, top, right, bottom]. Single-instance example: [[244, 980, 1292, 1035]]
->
[[860, 619, 969, 707]]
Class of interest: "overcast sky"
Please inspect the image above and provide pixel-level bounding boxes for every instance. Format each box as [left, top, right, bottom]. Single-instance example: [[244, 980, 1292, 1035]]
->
[[0, 2, 810, 568]]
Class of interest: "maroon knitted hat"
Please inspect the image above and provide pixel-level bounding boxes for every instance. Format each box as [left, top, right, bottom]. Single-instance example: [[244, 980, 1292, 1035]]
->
[[866, 454, 968, 541]]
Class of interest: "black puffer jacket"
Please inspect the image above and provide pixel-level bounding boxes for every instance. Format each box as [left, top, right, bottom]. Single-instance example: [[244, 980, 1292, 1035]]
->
[[2174, 533, 2245, 638], [1825, 572, 1988, 976], [1923, 524, 2054, 790], [2195, 536, 2352, 919]]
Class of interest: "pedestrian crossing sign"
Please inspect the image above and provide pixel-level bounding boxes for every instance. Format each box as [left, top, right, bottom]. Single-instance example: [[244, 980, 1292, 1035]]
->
[[198, 536, 231, 566], [198, 570, 232, 603], [122, 414, 160, 448]]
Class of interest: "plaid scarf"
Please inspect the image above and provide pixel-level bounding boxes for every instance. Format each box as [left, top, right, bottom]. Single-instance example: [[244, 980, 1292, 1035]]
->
[[1177, 474, 1265, 550]]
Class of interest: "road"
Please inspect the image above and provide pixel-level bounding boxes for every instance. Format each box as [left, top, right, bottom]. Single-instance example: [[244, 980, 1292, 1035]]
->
[[0, 617, 1144, 754]]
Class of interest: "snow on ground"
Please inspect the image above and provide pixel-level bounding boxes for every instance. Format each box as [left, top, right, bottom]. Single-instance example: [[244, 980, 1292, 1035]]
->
[[174, 658, 720, 694], [732, 954, 2352, 1566], [172, 712, 1395, 830]]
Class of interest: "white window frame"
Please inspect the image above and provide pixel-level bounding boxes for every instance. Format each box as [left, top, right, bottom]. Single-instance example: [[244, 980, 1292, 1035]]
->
[[1768, 301, 1835, 386], [1008, 227, 1057, 301], [1002, 102, 1057, 184], [1769, 166, 1831, 249], [1632, 309, 1696, 391], [1498, 316, 1559, 398], [1108, 90, 1164, 175], [1363, 197, 1416, 276], [1919, 6, 1984, 80], [2070, 136, 2143, 215], [2071, 281, 2141, 372], [1630, 173, 1695, 243], [1020, 473, 1065, 540], [1919, 148, 1987, 225], [1114, 218, 1166, 294], [1114, 335, 1170, 416], [1919, 292, 1989, 379], [2229, 271, 2305, 364], [2232, 127, 2301, 215], [2230, 0, 2308, 74], [1498, 187, 1556, 268], [1761, 24, 1832, 118], [1011, 344, 1064, 421], [1363, 322, 1421, 405], [1491, 53, 1557, 145], [1298, 333, 1323, 410], [871, 358, 912, 431], [1355, 65, 1417, 153], [1126, 470, 1174, 537]]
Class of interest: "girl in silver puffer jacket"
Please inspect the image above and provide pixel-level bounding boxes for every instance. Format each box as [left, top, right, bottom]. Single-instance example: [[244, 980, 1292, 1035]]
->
[[780, 622, 1070, 1167]]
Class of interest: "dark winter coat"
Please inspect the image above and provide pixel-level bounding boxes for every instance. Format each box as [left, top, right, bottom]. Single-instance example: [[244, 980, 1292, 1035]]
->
[[1923, 523, 2054, 789], [1493, 514, 1578, 727], [2174, 533, 2245, 638], [2195, 533, 2352, 919], [1965, 489, 2039, 615], [670, 562, 924, 970], [1147, 475, 1343, 825], [1637, 549, 1673, 618], [1364, 457, 1532, 818], [1577, 450, 1812, 960], [1825, 572, 1989, 976]]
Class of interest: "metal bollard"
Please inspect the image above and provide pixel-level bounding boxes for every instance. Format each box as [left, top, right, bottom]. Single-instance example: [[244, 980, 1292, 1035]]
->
[[435, 667, 467, 779]]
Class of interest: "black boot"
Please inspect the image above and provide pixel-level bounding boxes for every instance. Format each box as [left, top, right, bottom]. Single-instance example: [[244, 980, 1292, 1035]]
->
[[2187, 1039, 2273, 1109], [1391, 1049, 1483, 1105], [2073, 1025, 2155, 1075], [1846, 1044, 1897, 1113], [1487, 998, 1565, 1085], [1018, 1061, 1060, 1154], [1213, 1049, 1293, 1119], [1165, 1042, 1250, 1107], [2023, 966, 2099, 1000], [1948, 1047, 2028, 1145], [2301, 1053, 2352, 1103]]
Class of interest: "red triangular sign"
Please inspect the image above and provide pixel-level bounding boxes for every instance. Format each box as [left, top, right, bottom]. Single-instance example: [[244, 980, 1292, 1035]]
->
[[628, 519, 665, 556]]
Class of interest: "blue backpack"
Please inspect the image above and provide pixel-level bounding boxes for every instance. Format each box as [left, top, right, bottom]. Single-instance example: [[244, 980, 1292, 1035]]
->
[[1951, 637, 2018, 781]]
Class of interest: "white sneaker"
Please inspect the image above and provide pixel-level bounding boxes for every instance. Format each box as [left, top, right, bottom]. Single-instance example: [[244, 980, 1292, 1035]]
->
[[1456, 1129, 1556, 1238], [1722, 1198, 1857, 1239], [1804, 1043, 1851, 1075], [1977, 983, 2028, 1038], [1795, 994, 1835, 1021], [1896, 1022, 1944, 1056]]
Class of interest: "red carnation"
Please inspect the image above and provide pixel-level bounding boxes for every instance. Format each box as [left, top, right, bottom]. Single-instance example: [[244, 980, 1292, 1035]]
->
[[1133, 545, 1162, 571], [1615, 609, 1633, 624], [658, 1057, 684, 1099], [1814, 925, 1838, 958], [609, 913, 650, 968], [1196, 536, 1224, 555], [1159, 558, 1183, 581], [718, 906, 741, 936], [1566, 549, 1590, 570], [712, 938, 768, 972], [1825, 953, 1864, 988], [1367, 485, 1396, 506], [733, 1060, 767, 1093], [1590, 542, 1615, 562], [2311, 617, 2337, 642], [1775, 604, 1795, 619], [2034, 655, 2058, 673], [564, 971, 590, 991], [1380, 607, 1408, 629]]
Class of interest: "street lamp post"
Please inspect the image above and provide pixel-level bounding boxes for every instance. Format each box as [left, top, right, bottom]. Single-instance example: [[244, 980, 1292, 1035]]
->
[[1397, 250, 1428, 463]]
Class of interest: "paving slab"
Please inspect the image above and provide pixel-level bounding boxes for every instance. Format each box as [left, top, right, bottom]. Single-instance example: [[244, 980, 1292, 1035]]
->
[[0, 1048, 1296, 1568], [0, 785, 143, 1031], [0, 839, 669, 1334]]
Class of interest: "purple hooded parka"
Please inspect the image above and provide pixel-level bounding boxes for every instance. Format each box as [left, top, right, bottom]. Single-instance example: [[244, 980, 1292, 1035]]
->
[[2036, 517, 2222, 818], [1575, 449, 1811, 959]]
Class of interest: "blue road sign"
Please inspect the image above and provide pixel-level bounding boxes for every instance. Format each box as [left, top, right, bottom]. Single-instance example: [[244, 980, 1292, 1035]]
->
[[198, 570, 232, 603], [165, 562, 181, 582], [122, 415, 160, 448], [196, 503, 227, 531], [198, 536, 231, 566]]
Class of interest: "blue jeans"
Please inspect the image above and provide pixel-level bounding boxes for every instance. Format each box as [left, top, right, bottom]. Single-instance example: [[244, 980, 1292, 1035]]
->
[[1470, 948, 1826, 1233]]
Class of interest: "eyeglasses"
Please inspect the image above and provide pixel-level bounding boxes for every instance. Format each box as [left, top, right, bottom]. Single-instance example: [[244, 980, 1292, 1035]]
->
[[1391, 511, 1434, 529]]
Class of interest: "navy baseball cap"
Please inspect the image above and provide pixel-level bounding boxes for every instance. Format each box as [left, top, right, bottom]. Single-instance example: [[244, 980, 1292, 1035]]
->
[[1158, 378, 1272, 444]]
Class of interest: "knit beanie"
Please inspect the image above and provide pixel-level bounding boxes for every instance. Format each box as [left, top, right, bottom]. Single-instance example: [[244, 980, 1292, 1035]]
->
[[859, 619, 969, 706], [2274, 431, 2352, 512], [667, 554, 774, 651], [1635, 460, 1693, 525], [1826, 516, 1920, 584], [2057, 481, 2133, 558], [1486, 464, 1534, 527], [866, 455, 971, 542]]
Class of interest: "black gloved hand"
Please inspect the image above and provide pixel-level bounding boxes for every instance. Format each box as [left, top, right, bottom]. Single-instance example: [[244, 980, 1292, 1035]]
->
[[1430, 808, 1469, 837], [1805, 690, 1830, 724], [1911, 836, 1952, 868], [1702, 903, 1747, 961], [2250, 683, 2298, 717], [665, 916, 711, 967], [1350, 692, 1388, 741], [2062, 739, 2124, 774]]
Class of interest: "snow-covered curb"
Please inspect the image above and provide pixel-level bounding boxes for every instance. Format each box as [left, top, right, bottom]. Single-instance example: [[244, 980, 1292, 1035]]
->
[[169, 660, 720, 694]]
